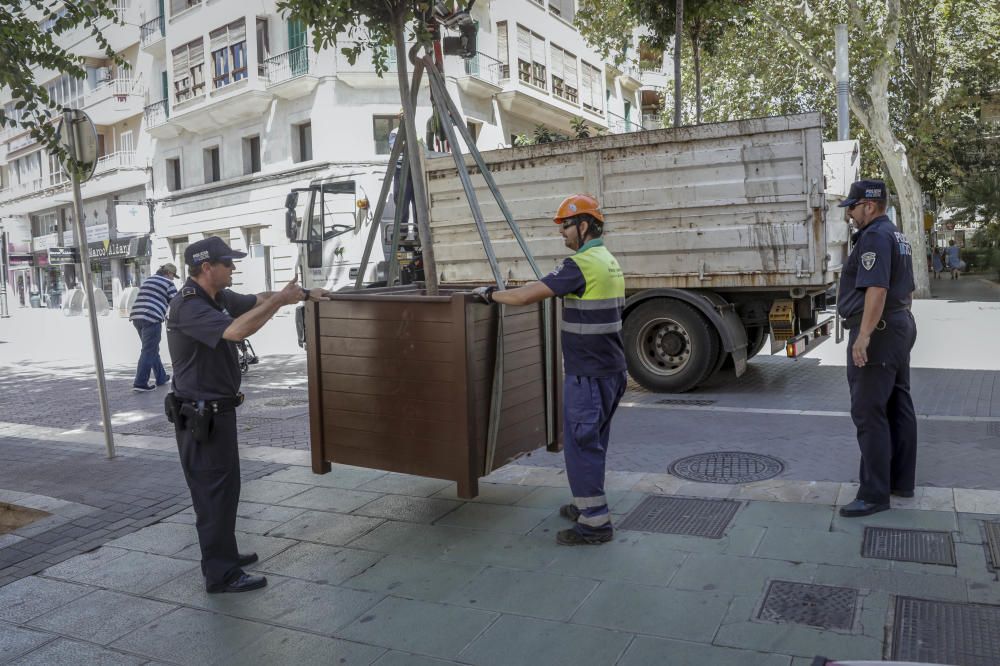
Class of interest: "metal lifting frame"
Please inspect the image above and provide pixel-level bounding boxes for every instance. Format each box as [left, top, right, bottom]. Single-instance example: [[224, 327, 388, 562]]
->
[[353, 42, 558, 472]]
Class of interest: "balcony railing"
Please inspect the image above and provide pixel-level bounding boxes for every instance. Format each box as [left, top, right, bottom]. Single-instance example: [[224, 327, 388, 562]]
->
[[140, 15, 164, 46], [49, 171, 70, 188], [264, 46, 313, 85], [84, 77, 138, 107], [95, 150, 137, 174], [642, 112, 664, 130], [144, 99, 168, 127], [463, 52, 502, 87]]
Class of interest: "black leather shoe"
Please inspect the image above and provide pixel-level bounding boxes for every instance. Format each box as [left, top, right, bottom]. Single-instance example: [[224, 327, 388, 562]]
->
[[839, 499, 890, 517], [559, 504, 580, 521], [556, 528, 613, 546], [237, 552, 259, 567], [206, 573, 267, 594], [891, 489, 915, 498]]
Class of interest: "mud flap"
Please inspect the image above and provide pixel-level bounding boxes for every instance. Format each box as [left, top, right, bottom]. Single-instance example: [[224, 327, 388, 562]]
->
[[698, 292, 749, 378]]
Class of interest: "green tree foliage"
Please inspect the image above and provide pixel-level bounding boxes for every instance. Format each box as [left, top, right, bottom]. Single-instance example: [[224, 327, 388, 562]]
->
[[0, 1, 125, 161], [951, 171, 1000, 233]]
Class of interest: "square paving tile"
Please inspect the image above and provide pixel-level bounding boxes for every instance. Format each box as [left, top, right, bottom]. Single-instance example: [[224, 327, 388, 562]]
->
[[278, 486, 382, 513], [372, 652, 463, 666], [352, 495, 462, 524], [543, 533, 688, 585], [40, 547, 130, 580], [618, 636, 792, 666], [7, 638, 146, 665], [445, 566, 597, 620], [256, 542, 384, 584], [434, 503, 551, 534], [336, 596, 498, 659], [0, 623, 55, 663], [239, 479, 313, 504], [732, 501, 836, 530], [458, 614, 632, 666], [104, 522, 199, 557], [237, 502, 307, 524], [50, 550, 197, 595], [231, 624, 385, 666], [359, 474, 454, 498], [0, 577, 93, 624], [173, 532, 297, 564], [269, 510, 384, 546], [344, 555, 484, 602], [670, 553, 816, 597], [27, 589, 176, 645], [432, 483, 535, 505], [263, 465, 388, 490], [571, 581, 732, 642], [755, 527, 890, 569]]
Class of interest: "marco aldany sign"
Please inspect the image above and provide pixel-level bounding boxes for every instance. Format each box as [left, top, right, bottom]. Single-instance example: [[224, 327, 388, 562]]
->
[[88, 238, 131, 259]]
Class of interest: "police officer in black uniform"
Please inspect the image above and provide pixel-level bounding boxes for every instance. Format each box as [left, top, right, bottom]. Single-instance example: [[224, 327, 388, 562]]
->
[[836, 180, 918, 518], [166, 237, 331, 592]]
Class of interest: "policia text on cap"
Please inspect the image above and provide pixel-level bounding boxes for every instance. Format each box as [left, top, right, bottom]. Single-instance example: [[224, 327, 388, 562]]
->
[[165, 236, 333, 594]]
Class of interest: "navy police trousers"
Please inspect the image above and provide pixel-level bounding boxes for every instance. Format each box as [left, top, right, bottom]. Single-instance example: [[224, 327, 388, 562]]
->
[[846, 311, 918, 504], [564, 372, 627, 536]]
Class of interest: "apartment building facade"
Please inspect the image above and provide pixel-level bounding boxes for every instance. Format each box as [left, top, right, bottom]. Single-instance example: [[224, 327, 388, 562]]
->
[[1, 0, 657, 306]]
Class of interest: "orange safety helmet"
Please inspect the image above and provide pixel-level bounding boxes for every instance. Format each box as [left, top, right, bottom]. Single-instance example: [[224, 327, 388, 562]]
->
[[553, 194, 605, 224]]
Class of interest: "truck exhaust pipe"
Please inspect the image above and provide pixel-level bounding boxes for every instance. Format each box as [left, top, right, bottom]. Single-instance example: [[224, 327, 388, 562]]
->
[[835, 24, 850, 141]]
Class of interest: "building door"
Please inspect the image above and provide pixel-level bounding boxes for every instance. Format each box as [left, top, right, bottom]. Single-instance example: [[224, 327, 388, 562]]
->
[[120, 130, 134, 157], [288, 19, 307, 76]]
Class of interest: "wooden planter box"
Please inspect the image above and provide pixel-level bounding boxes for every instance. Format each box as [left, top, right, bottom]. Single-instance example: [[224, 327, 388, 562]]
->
[[304, 285, 562, 498]]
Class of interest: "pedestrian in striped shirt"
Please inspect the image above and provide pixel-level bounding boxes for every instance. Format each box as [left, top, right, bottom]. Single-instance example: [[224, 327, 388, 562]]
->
[[130, 264, 178, 391]]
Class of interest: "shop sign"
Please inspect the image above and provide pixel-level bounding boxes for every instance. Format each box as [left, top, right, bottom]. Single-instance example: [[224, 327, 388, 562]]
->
[[88, 238, 131, 259], [8, 255, 33, 267], [48, 246, 80, 265]]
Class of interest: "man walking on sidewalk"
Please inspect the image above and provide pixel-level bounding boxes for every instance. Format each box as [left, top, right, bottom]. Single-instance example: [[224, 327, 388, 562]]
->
[[836, 180, 918, 518], [129, 263, 178, 392], [474, 194, 627, 545]]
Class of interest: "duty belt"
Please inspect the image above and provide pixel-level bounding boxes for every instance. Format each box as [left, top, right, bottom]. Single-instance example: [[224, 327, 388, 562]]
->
[[843, 306, 909, 331], [174, 393, 245, 413]]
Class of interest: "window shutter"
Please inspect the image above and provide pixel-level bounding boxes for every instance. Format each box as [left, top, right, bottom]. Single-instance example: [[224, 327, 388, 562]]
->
[[550, 45, 563, 80], [172, 45, 189, 80], [210, 27, 227, 52], [517, 26, 530, 63], [229, 19, 246, 44], [188, 38, 204, 66], [564, 51, 577, 89], [531, 33, 545, 66], [497, 22, 508, 65]]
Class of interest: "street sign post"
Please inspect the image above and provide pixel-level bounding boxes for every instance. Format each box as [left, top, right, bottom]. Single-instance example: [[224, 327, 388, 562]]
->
[[59, 109, 116, 459]]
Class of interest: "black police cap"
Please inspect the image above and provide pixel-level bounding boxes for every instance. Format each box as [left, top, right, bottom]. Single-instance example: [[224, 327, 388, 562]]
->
[[184, 236, 248, 267], [839, 179, 888, 208]]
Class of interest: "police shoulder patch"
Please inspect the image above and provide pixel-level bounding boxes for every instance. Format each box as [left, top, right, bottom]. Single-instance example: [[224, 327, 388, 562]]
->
[[861, 252, 877, 270], [182, 286, 197, 298]]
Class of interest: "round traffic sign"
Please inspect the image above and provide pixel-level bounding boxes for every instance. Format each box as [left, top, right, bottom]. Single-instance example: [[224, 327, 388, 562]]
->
[[56, 109, 98, 182]]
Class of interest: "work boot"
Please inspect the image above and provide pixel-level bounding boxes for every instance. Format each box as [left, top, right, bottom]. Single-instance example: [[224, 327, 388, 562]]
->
[[838, 499, 890, 517], [556, 528, 613, 546], [559, 504, 580, 521]]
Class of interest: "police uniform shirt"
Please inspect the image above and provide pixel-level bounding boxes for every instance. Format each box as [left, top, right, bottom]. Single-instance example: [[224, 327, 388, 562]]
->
[[167, 279, 258, 400], [541, 239, 627, 377], [837, 215, 915, 320]]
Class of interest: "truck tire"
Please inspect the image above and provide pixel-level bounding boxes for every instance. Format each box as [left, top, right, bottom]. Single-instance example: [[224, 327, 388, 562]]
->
[[623, 299, 720, 393], [746, 326, 768, 360]]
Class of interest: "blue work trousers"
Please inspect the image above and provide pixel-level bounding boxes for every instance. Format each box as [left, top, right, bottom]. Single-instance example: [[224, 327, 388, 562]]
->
[[846, 311, 918, 504], [132, 319, 168, 388], [564, 371, 627, 536]]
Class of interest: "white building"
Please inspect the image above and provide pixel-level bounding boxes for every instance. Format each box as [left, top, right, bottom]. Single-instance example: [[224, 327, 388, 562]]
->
[[2, 0, 663, 304], [0, 2, 151, 308]]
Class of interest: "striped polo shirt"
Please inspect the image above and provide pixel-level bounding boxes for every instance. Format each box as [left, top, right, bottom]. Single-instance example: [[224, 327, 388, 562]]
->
[[130, 274, 178, 324], [541, 239, 626, 377]]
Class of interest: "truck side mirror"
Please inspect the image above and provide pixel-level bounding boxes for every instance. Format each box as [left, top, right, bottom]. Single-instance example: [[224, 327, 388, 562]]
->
[[285, 208, 298, 241], [284, 192, 299, 209]]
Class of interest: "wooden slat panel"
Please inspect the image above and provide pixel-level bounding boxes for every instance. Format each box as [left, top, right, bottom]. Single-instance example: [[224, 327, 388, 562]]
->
[[320, 354, 458, 383], [324, 390, 460, 421], [324, 425, 462, 456], [318, 299, 455, 323], [320, 336, 454, 363], [322, 372, 455, 398], [318, 317, 455, 343], [324, 410, 461, 441]]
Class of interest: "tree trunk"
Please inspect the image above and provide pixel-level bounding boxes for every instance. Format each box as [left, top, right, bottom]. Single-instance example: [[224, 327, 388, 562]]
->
[[691, 33, 702, 124], [673, 0, 683, 127], [391, 11, 438, 294]]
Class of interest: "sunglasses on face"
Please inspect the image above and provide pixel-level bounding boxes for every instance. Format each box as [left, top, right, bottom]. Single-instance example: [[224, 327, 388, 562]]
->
[[847, 200, 869, 211], [560, 219, 577, 230]]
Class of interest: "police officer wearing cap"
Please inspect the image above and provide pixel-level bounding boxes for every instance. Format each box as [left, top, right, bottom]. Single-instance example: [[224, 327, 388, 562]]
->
[[474, 194, 626, 546], [836, 180, 918, 518], [166, 237, 332, 592]]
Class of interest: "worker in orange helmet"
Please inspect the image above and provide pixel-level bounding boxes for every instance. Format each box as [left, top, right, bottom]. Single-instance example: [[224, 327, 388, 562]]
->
[[473, 194, 627, 545]]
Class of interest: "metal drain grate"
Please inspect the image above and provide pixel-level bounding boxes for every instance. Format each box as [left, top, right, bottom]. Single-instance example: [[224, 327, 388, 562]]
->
[[986, 522, 1000, 571], [757, 580, 858, 631], [656, 398, 717, 406], [618, 496, 740, 538], [862, 527, 956, 566], [668, 451, 784, 484], [892, 596, 1000, 665]]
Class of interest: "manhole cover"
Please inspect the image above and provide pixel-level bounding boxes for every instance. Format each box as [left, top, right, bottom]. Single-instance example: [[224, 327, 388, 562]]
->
[[618, 496, 739, 538], [656, 398, 716, 406], [985, 522, 1000, 571], [758, 580, 858, 631], [862, 527, 956, 566], [668, 451, 784, 484], [892, 597, 1000, 665], [260, 397, 309, 408]]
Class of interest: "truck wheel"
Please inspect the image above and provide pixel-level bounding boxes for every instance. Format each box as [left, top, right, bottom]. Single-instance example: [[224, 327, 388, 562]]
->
[[746, 326, 768, 360], [624, 299, 719, 393]]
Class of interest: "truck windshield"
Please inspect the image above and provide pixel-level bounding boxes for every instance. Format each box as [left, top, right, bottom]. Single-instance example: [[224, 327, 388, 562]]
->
[[310, 181, 357, 242]]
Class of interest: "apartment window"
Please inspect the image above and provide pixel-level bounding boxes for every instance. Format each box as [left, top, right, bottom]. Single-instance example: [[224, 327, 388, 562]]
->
[[549, 0, 575, 22], [169, 0, 201, 17], [166, 158, 182, 191], [242, 136, 261, 174], [528, 0, 543, 6], [372, 115, 401, 155], [580, 62, 603, 114], [210, 20, 248, 89], [496, 22, 509, 80], [44, 74, 85, 109], [203, 146, 221, 183], [172, 38, 205, 103], [13, 153, 42, 187], [550, 44, 578, 104], [516, 25, 546, 90], [466, 120, 481, 145], [256, 18, 270, 75], [293, 122, 312, 162]]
